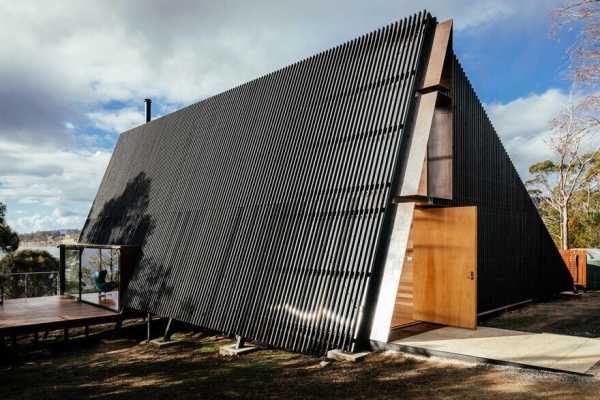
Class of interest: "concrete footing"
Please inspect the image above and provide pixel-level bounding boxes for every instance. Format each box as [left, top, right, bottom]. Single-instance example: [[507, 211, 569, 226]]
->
[[327, 349, 370, 362], [149, 338, 182, 348], [101, 338, 130, 345], [219, 344, 258, 357]]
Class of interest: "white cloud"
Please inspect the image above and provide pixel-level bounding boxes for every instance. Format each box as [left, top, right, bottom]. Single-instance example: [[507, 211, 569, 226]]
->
[[451, 1, 515, 31], [486, 91, 560, 178], [11, 208, 86, 234], [88, 108, 144, 134], [486, 89, 568, 140], [0, 139, 111, 233], [486, 89, 600, 179], [0, 0, 564, 233], [0, 1, 561, 109], [485, 90, 564, 178]]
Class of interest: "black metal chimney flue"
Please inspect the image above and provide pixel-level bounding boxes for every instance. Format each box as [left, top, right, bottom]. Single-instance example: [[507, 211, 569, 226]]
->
[[144, 98, 152, 123]]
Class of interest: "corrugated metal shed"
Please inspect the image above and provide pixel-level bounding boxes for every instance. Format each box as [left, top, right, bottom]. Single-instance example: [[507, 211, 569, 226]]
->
[[81, 11, 432, 353]]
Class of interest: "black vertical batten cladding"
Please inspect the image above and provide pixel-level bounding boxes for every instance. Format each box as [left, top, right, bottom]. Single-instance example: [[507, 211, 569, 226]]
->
[[80, 12, 432, 353], [447, 55, 572, 312]]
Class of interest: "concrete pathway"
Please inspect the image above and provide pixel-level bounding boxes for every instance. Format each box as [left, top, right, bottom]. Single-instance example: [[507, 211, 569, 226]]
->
[[392, 326, 600, 375]]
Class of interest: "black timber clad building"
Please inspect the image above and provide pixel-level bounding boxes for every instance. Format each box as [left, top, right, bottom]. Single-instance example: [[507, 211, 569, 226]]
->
[[80, 11, 572, 353]]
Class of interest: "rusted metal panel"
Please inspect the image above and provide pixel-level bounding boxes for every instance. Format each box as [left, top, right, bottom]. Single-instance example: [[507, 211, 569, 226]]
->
[[396, 18, 453, 202], [420, 19, 452, 91], [395, 92, 453, 200], [398, 91, 438, 197], [560, 249, 587, 288], [427, 98, 453, 199]]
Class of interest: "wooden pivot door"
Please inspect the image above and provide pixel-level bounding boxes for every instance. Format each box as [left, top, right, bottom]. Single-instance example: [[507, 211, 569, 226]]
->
[[413, 206, 477, 329]]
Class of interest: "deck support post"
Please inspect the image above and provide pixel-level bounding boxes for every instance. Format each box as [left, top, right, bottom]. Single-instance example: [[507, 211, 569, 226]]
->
[[85, 325, 90, 337], [33, 331, 39, 345], [146, 313, 152, 342], [11, 334, 16, 347], [64, 328, 69, 341], [148, 317, 181, 348], [163, 318, 174, 342], [219, 335, 256, 356], [235, 335, 245, 349]]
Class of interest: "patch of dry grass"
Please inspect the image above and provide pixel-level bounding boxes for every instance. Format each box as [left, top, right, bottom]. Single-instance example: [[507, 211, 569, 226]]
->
[[2, 325, 600, 400]]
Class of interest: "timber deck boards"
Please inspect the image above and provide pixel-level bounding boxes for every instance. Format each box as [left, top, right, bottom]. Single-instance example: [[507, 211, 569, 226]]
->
[[0, 296, 120, 336]]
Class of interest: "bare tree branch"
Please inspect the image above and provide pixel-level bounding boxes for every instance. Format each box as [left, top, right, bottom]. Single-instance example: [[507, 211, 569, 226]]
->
[[529, 91, 600, 249]]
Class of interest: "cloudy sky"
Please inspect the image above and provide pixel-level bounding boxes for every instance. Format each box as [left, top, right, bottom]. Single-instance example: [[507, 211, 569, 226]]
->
[[0, 0, 576, 233]]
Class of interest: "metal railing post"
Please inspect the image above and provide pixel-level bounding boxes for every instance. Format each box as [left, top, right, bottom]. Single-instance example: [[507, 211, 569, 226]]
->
[[78, 249, 83, 302], [59, 245, 66, 296]]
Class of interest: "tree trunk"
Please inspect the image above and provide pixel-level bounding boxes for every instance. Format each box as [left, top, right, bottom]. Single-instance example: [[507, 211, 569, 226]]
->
[[561, 206, 569, 250]]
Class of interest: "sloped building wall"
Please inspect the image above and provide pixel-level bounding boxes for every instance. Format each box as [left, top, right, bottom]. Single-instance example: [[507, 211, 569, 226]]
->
[[80, 13, 572, 353], [80, 12, 432, 353], [450, 56, 572, 312]]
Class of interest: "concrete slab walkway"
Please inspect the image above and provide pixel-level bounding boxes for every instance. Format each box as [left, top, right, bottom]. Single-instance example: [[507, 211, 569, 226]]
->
[[391, 326, 600, 375]]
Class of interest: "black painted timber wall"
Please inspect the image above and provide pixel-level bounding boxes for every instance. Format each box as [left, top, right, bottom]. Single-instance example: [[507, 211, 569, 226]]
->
[[80, 12, 432, 353], [449, 56, 572, 312]]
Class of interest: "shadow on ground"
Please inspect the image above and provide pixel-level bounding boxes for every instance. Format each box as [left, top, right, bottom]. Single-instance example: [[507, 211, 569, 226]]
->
[[2, 323, 600, 400]]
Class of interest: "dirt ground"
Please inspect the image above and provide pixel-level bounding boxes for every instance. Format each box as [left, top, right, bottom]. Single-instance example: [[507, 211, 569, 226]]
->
[[482, 291, 600, 337], [4, 293, 600, 400], [1, 326, 600, 399]]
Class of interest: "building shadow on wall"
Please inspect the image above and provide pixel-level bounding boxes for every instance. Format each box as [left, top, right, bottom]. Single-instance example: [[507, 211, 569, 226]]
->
[[80, 172, 173, 312], [80, 172, 154, 246]]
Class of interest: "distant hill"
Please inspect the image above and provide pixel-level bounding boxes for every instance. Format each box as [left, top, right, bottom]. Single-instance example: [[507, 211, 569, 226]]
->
[[19, 229, 81, 245]]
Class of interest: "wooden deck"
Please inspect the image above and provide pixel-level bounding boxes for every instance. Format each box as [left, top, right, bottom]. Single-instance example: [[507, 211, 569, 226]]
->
[[0, 296, 121, 337]]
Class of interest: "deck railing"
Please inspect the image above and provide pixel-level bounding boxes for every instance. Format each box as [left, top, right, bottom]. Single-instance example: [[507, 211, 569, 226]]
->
[[0, 271, 59, 304]]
